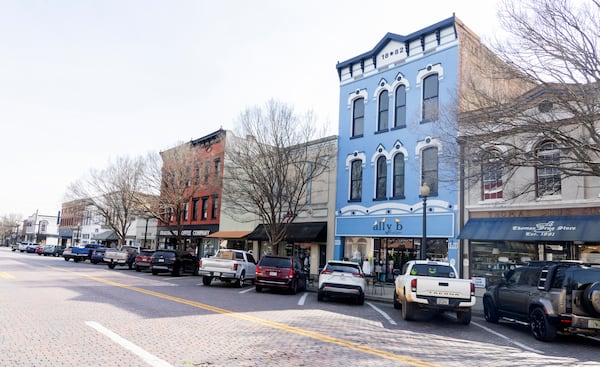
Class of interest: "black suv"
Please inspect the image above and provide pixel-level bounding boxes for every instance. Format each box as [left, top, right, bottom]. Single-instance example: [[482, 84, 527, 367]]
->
[[483, 261, 600, 341], [150, 249, 198, 276]]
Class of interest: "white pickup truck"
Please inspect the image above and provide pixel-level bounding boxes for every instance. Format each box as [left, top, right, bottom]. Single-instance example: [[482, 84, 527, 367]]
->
[[198, 249, 257, 287], [393, 260, 476, 324], [104, 246, 139, 269]]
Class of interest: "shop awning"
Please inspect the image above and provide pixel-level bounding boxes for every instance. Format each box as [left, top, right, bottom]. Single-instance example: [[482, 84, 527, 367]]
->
[[207, 230, 251, 239], [93, 230, 118, 241], [458, 216, 600, 242], [247, 222, 327, 242]]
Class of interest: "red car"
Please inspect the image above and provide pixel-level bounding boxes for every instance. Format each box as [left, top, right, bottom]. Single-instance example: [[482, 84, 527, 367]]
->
[[255, 255, 307, 294], [134, 249, 155, 272], [35, 246, 44, 255]]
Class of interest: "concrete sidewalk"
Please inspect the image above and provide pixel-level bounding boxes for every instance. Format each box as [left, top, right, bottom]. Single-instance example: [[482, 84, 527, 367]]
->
[[308, 280, 485, 316]]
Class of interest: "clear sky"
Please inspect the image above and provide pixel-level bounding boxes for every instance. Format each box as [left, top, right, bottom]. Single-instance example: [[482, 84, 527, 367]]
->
[[0, 0, 501, 218]]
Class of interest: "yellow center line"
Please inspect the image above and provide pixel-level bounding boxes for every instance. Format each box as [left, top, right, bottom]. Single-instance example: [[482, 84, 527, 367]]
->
[[52, 266, 444, 367]]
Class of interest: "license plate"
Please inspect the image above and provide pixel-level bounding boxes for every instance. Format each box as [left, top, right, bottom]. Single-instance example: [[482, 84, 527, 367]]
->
[[213, 272, 220, 277], [437, 298, 449, 305], [158, 259, 164, 262], [589, 319, 600, 329], [269, 271, 278, 276]]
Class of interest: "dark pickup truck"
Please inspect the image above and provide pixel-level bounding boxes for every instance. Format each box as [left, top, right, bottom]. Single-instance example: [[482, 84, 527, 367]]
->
[[483, 260, 600, 341]]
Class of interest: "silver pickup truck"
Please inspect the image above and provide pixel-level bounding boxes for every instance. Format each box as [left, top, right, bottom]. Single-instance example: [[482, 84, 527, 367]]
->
[[104, 246, 139, 269], [198, 249, 257, 287]]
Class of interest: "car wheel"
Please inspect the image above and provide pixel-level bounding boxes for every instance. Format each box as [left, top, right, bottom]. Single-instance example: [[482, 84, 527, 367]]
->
[[290, 280, 298, 295], [356, 294, 365, 305], [236, 271, 245, 288], [393, 290, 401, 310], [172, 263, 182, 277], [202, 276, 212, 286], [256, 285, 263, 293], [317, 290, 324, 302], [108, 263, 116, 269], [135, 266, 141, 272], [483, 297, 500, 323], [457, 309, 472, 325], [529, 307, 557, 342], [151, 270, 158, 275], [583, 282, 600, 317], [401, 296, 416, 321]]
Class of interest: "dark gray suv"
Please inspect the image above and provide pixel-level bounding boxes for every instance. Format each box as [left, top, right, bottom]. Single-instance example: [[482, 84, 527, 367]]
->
[[483, 261, 600, 341]]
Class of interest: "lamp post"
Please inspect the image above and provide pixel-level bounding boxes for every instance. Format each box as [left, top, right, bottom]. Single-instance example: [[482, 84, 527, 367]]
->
[[420, 183, 430, 260]]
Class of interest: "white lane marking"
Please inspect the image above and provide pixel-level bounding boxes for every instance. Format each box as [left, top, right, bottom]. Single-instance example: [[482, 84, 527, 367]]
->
[[86, 321, 173, 367], [298, 292, 308, 306], [471, 321, 543, 354], [239, 287, 254, 294], [366, 302, 397, 325]]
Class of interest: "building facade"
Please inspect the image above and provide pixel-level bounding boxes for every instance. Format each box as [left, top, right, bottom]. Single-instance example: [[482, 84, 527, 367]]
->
[[333, 16, 527, 281], [157, 129, 226, 256], [459, 86, 600, 288], [24, 211, 59, 245]]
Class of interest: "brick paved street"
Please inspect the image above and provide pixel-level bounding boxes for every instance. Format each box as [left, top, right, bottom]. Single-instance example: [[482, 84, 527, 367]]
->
[[1, 248, 597, 367]]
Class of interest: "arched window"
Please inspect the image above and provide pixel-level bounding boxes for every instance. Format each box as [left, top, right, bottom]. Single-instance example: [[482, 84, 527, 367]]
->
[[350, 159, 362, 201], [392, 153, 405, 198], [352, 98, 364, 137], [422, 73, 439, 122], [375, 156, 387, 199], [421, 147, 438, 195], [394, 85, 406, 128], [377, 91, 389, 132], [482, 150, 503, 200], [536, 141, 561, 196]]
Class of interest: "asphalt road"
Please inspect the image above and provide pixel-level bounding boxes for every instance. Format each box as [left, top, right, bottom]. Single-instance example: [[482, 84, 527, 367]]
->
[[1, 247, 598, 367]]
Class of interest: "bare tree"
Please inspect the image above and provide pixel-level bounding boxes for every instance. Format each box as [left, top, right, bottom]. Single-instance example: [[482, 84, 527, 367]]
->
[[456, 0, 600, 198], [1, 213, 22, 246], [67, 156, 148, 246], [223, 99, 333, 247]]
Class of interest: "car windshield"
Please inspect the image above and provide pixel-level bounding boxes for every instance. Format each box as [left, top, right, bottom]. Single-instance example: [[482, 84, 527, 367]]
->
[[410, 264, 456, 278], [327, 263, 360, 274], [260, 257, 291, 268], [156, 252, 175, 258]]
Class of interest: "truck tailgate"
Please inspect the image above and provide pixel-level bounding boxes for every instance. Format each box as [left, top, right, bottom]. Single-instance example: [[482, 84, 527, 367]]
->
[[416, 277, 471, 299], [202, 259, 234, 270]]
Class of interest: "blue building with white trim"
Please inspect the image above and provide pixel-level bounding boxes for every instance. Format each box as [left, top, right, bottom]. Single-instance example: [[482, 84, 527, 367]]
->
[[333, 16, 489, 279]]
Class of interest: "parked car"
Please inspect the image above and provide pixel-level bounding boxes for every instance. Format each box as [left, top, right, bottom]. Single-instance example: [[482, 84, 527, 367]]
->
[[35, 246, 44, 255], [317, 260, 367, 305], [71, 244, 104, 262], [18, 242, 34, 252], [25, 243, 41, 253], [150, 249, 198, 276], [42, 244, 65, 257], [104, 246, 139, 269], [483, 260, 600, 341], [255, 255, 307, 294], [393, 260, 475, 324], [90, 248, 107, 264], [134, 249, 155, 272], [198, 249, 257, 287]]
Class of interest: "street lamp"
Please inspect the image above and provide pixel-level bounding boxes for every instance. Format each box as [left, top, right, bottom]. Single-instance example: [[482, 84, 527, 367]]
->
[[420, 183, 430, 260]]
